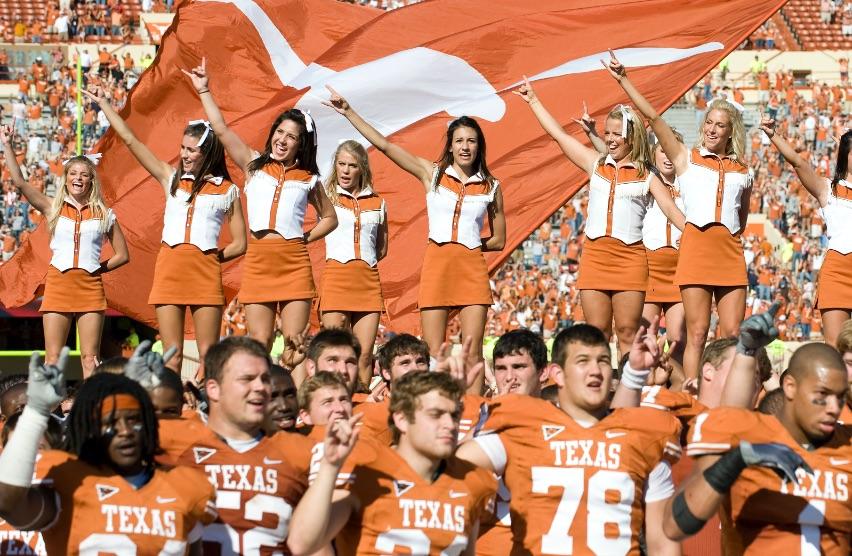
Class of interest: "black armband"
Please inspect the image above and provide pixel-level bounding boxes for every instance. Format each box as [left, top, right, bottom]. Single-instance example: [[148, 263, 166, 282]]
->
[[703, 446, 747, 493], [671, 491, 706, 536]]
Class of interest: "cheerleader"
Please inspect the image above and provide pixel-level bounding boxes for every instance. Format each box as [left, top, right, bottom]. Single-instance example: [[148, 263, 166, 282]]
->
[[324, 86, 505, 381], [83, 88, 246, 374], [1, 126, 128, 377], [761, 116, 852, 346], [606, 50, 752, 379], [515, 77, 682, 358], [184, 58, 338, 358], [579, 105, 687, 366], [321, 141, 388, 388]]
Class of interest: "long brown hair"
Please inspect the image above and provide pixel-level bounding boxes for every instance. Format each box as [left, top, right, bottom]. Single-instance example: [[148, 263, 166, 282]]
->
[[169, 122, 231, 201], [434, 116, 496, 189], [246, 109, 319, 176]]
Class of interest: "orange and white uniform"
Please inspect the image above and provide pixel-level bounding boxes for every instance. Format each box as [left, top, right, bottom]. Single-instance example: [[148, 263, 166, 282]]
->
[[333, 439, 496, 555], [33, 450, 217, 555], [642, 178, 685, 304], [419, 166, 497, 308], [321, 185, 386, 313], [148, 173, 238, 306], [675, 148, 751, 287], [687, 408, 852, 555], [0, 453, 53, 555], [577, 156, 651, 292], [473, 394, 681, 555], [159, 419, 316, 555], [816, 180, 852, 310], [240, 162, 319, 304], [40, 198, 115, 313]]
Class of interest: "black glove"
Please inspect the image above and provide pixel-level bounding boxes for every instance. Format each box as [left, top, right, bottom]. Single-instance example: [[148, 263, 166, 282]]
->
[[737, 301, 780, 356]]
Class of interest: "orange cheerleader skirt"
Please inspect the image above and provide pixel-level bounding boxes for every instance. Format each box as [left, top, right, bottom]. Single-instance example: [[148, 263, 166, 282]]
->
[[320, 259, 384, 313], [817, 249, 852, 310], [40, 266, 106, 313], [577, 236, 648, 292], [148, 243, 224, 306], [239, 236, 316, 304], [645, 247, 681, 304], [675, 223, 746, 287], [419, 241, 492, 308]]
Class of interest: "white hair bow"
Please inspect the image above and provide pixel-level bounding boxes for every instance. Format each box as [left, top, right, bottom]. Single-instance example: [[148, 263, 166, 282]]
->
[[63, 153, 102, 166], [188, 119, 212, 146], [619, 104, 632, 139], [300, 109, 317, 146]]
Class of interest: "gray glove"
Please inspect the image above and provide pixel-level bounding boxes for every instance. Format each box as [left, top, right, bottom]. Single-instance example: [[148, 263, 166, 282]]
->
[[26, 346, 68, 415], [736, 301, 780, 356], [124, 340, 178, 389], [740, 440, 813, 484]]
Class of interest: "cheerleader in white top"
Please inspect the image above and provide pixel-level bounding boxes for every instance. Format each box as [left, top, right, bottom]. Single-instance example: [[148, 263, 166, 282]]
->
[[580, 106, 688, 368], [321, 140, 388, 387], [761, 116, 852, 346], [516, 77, 683, 359], [1, 126, 129, 377], [606, 50, 752, 380], [83, 88, 247, 375], [185, 58, 338, 358], [324, 87, 505, 386]]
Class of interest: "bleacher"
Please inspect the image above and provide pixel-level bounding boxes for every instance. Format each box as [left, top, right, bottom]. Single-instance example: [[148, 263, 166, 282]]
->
[[1, 0, 151, 44], [782, 0, 852, 50]]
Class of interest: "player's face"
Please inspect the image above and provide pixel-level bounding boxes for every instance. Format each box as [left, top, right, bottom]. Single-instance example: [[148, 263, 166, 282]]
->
[[0, 383, 27, 420], [494, 349, 543, 396], [603, 117, 630, 161], [65, 161, 93, 200], [701, 347, 736, 408], [180, 134, 204, 175], [842, 351, 852, 389], [103, 408, 144, 474], [450, 126, 479, 169], [213, 352, 271, 430], [791, 366, 849, 443], [556, 342, 612, 412], [265, 373, 298, 432], [702, 109, 733, 153], [335, 150, 361, 191], [399, 391, 460, 459], [386, 352, 429, 383], [303, 385, 352, 426], [149, 386, 182, 420], [315, 346, 358, 391], [270, 119, 302, 164]]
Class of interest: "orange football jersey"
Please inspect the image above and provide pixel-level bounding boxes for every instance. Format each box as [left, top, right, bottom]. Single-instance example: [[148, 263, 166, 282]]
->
[[34, 449, 216, 555], [355, 394, 488, 446], [335, 439, 496, 555], [477, 394, 682, 555], [160, 419, 316, 555], [0, 452, 53, 555], [686, 407, 852, 555], [641, 386, 708, 425], [474, 477, 512, 556]]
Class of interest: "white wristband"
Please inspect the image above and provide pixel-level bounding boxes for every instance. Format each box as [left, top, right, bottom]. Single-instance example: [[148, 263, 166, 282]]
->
[[621, 361, 651, 391], [0, 405, 48, 487], [429, 356, 438, 372]]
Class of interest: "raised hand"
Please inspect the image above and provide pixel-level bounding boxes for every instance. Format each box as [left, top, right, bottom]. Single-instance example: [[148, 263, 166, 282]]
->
[[27, 347, 69, 415], [740, 441, 812, 484], [572, 101, 597, 134], [323, 414, 361, 467], [513, 75, 538, 105], [0, 124, 12, 145], [650, 340, 679, 387], [601, 48, 627, 81], [81, 86, 109, 107], [322, 85, 351, 115], [124, 340, 178, 389], [181, 56, 209, 93], [435, 338, 484, 391], [628, 317, 662, 372], [736, 301, 780, 356], [280, 322, 310, 369], [759, 114, 776, 138]]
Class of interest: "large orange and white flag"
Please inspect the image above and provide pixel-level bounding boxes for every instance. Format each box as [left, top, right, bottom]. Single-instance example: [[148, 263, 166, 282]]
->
[[1, 0, 785, 332]]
